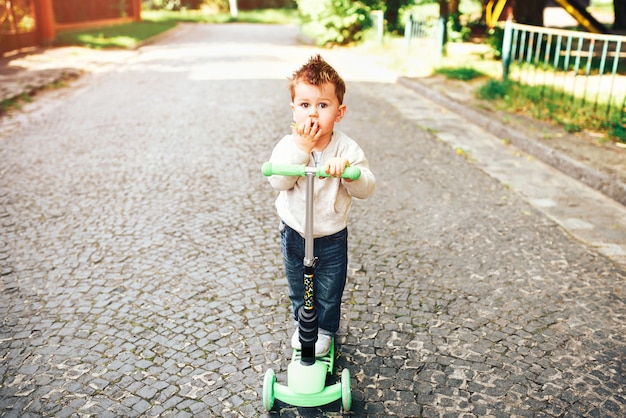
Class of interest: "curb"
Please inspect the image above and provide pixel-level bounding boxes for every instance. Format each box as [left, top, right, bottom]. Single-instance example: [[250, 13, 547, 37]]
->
[[398, 76, 626, 207], [0, 68, 83, 104]]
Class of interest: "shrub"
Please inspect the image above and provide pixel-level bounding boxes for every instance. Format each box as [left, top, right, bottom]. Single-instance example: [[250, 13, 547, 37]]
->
[[435, 66, 484, 81], [609, 121, 626, 142], [476, 79, 508, 100], [297, 0, 372, 46], [487, 26, 504, 59]]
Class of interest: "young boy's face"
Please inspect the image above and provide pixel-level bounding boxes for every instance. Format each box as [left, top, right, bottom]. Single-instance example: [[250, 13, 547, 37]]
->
[[291, 81, 346, 144]]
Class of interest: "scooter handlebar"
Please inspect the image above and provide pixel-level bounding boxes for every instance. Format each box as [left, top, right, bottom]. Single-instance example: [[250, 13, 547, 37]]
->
[[262, 162, 361, 181]]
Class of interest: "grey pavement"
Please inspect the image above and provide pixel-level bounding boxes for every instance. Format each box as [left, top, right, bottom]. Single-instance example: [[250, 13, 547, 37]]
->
[[1, 23, 625, 417]]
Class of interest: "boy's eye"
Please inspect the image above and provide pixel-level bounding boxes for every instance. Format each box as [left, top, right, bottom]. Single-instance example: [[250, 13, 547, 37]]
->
[[301, 103, 309, 108], [319, 103, 328, 109]]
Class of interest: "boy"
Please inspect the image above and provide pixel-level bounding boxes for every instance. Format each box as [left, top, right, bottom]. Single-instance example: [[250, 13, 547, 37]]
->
[[267, 54, 375, 356]]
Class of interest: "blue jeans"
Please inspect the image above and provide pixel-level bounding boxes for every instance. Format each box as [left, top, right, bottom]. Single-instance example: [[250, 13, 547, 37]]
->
[[280, 221, 348, 335]]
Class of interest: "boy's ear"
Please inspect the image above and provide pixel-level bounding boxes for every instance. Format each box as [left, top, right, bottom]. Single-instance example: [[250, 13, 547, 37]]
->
[[335, 104, 347, 122]]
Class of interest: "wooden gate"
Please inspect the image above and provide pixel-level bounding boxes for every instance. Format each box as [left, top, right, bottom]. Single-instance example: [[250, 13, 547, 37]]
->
[[0, 0, 38, 55]]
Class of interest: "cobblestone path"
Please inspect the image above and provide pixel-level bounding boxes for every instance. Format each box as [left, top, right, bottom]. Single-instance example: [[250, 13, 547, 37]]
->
[[1, 24, 625, 417]]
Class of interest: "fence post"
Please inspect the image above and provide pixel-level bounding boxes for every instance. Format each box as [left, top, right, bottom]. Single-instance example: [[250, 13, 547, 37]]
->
[[33, 0, 56, 46], [131, 0, 142, 21], [501, 19, 513, 81], [436, 17, 447, 58], [371, 10, 384, 45], [405, 15, 413, 50]]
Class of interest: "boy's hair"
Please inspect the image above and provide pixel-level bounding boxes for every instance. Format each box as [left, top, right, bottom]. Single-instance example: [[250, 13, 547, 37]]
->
[[288, 54, 346, 104]]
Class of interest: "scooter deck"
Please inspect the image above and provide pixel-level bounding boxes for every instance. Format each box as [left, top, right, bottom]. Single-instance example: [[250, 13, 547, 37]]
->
[[291, 338, 335, 374], [267, 338, 345, 408]]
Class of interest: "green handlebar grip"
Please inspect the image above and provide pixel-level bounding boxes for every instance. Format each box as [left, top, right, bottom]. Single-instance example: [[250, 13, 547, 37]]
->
[[262, 162, 305, 177], [262, 162, 361, 180], [324, 165, 360, 181]]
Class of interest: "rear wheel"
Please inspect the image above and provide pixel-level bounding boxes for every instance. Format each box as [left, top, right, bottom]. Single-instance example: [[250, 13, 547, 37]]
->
[[263, 368, 275, 411], [341, 368, 352, 412]]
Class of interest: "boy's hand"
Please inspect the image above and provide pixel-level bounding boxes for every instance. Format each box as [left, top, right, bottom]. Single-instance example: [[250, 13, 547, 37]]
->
[[292, 119, 321, 153], [323, 157, 351, 180]]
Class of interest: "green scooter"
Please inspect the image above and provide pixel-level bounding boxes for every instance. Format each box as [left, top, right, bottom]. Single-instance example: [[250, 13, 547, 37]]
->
[[261, 162, 360, 412]]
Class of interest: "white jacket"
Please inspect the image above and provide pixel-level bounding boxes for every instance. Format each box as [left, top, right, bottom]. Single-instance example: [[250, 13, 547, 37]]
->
[[267, 130, 375, 237]]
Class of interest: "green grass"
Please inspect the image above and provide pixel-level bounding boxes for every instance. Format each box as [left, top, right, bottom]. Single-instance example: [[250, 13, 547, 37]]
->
[[476, 78, 626, 142], [1, 95, 28, 115], [54, 8, 299, 49], [434, 66, 485, 81], [1, 76, 73, 115], [55, 20, 177, 49]]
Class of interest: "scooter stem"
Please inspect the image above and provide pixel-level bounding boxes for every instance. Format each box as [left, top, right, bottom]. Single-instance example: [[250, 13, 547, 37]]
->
[[303, 172, 315, 269], [299, 169, 318, 365]]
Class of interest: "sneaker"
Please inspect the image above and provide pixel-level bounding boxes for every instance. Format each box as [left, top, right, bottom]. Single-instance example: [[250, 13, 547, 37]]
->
[[315, 334, 331, 357], [291, 329, 332, 357]]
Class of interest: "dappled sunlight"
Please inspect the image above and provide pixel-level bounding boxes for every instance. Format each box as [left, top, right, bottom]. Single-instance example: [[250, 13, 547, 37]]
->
[[123, 23, 397, 83], [78, 34, 137, 49]]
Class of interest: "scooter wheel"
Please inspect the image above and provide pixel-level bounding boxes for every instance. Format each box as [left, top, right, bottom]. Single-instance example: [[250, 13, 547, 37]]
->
[[263, 368, 276, 411], [341, 368, 352, 412]]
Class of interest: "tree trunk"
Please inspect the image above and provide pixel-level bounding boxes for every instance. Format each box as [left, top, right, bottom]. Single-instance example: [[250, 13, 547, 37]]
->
[[438, 0, 448, 43], [513, 0, 547, 26], [449, 0, 459, 14], [449, 0, 461, 31], [615, 0, 626, 30], [439, 0, 448, 18]]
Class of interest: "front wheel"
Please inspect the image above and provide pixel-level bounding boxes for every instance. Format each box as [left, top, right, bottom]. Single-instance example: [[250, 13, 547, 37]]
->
[[341, 368, 352, 412], [263, 368, 275, 411]]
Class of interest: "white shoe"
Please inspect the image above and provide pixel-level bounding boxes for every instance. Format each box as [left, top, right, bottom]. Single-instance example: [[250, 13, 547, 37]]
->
[[291, 329, 332, 357], [315, 334, 332, 357]]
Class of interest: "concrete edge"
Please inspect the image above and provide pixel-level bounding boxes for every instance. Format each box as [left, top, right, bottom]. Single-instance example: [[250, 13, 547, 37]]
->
[[397, 76, 626, 207], [0, 68, 84, 104]]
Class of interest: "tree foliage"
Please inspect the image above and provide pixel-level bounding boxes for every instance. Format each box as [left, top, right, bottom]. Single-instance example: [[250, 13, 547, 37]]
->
[[142, 0, 228, 10], [615, 0, 626, 30], [144, 0, 189, 10], [512, 0, 547, 26], [383, 0, 415, 33], [297, 0, 372, 45]]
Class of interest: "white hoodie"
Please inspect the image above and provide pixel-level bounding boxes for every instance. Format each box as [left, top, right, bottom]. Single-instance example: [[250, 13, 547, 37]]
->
[[267, 130, 376, 237]]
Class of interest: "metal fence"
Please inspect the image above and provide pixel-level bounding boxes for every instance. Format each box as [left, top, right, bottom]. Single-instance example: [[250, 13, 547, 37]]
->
[[404, 15, 446, 57], [501, 20, 626, 123]]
